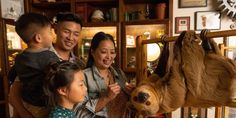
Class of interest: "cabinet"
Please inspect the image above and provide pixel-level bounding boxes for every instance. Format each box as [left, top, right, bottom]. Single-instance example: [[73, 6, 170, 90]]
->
[[0, 1, 26, 117], [0, 19, 26, 118], [75, 0, 118, 23], [122, 19, 170, 73], [4, 20, 27, 69], [27, 0, 73, 19], [25, 0, 172, 69], [120, 0, 171, 73], [26, 0, 122, 65], [0, 19, 8, 118]]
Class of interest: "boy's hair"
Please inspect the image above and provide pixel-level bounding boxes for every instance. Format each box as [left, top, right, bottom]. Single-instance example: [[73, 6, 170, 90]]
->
[[53, 12, 83, 27], [15, 13, 51, 44], [43, 60, 82, 107]]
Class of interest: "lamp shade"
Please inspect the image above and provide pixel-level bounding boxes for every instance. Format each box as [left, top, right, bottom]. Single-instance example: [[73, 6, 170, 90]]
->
[[147, 43, 161, 62]]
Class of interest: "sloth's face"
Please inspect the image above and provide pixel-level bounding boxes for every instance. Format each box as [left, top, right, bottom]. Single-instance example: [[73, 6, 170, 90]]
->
[[131, 84, 160, 117]]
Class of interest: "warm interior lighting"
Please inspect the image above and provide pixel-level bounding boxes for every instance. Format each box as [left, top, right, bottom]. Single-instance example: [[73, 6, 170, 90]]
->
[[84, 42, 91, 46], [147, 43, 161, 62], [6, 24, 23, 49], [143, 31, 161, 62]]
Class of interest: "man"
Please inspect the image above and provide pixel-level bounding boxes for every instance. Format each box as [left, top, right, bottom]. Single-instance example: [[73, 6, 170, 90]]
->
[[8, 12, 85, 118], [51, 12, 85, 67]]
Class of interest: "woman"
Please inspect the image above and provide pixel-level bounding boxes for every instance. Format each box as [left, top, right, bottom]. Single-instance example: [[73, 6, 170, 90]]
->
[[74, 32, 134, 118]]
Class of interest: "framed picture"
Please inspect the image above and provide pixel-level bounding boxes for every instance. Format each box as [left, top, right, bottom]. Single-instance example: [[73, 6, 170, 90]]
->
[[126, 35, 136, 48], [175, 17, 190, 34], [223, 107, 236, 118], [195, 11, 221, 30], [179, 0, 207, 8], [1, 0, 24, 20]]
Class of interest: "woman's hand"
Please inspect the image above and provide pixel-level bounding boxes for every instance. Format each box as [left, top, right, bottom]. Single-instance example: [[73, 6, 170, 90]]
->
[[95, 83, 121, 112], [107, 83, 121, 100], [125, 82, 136, 94]]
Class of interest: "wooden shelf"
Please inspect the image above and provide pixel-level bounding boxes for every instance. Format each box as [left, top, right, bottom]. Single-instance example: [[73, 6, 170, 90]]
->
[[32, 1, 71, 8], [76, 0, 117, 3], [124, 0, 167, 4], [76, 0, 118, 6], [123, 68, 136, 73], [123, 19, 170, 25], [83, 22, 119, 27]]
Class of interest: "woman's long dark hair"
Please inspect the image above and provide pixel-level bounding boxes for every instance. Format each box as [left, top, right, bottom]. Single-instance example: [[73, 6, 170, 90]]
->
[[43, 60, 82, 107], [86, 32, 116, 68]]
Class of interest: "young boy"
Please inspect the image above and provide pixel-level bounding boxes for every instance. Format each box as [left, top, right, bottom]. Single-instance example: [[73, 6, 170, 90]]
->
[[14, 13, 60, 118]]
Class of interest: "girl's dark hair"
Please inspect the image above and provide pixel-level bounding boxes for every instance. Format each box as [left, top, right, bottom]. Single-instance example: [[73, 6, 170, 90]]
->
[[43, 61, 82, 107], [86, 32, 116, 68]]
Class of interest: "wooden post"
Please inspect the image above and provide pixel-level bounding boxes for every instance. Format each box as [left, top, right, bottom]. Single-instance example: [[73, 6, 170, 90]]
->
[[219, 44, 225, 56], [136, 35, 148, 84], [215, 107, 222, 118]]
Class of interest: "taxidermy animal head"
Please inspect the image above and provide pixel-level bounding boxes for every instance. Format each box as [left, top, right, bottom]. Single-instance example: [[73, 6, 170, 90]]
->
[[131, 31, 236, 117]]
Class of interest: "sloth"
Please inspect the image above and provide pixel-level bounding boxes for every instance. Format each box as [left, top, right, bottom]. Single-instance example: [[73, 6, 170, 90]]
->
[[131, 31, 236, 117]]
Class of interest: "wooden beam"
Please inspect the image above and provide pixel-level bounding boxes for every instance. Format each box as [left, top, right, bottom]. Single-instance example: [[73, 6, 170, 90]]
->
[[142, 29, 236, 44]]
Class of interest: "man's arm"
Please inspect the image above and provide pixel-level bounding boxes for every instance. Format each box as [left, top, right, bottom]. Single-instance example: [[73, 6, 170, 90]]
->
[[8, 81, 34, 118]]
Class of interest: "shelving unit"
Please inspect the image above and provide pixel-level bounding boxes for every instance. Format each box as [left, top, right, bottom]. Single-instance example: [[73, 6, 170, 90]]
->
[[0, 19, 11, 118], [0, 18, 26, 118], [76, 22, 120, 66], [122, 19, 170, 72]]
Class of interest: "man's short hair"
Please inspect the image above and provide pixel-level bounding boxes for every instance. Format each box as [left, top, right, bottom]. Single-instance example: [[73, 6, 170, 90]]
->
[[15, 13, 51, 44], [54, 12, 83, 27]]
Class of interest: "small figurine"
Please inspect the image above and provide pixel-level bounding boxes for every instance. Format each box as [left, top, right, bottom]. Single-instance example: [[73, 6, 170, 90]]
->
[[127, 56, 136, 68], [91, 10, 104, 22]]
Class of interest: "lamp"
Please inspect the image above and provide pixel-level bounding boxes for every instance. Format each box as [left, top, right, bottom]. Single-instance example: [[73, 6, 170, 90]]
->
[[147, 43, 161, 62], [143, 31, 161, 62]]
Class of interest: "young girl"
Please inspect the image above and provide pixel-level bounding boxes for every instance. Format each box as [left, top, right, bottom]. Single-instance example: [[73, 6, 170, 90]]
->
[[44, 61, 87, 118]]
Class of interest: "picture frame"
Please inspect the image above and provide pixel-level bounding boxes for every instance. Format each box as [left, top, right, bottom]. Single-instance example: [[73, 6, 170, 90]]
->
[[1, 0, 24, 20], [195, 11, 221, 30], [126, 35, 136, 48], [221, 37, 236, 61], [223, 107, 236, 118], [175, 16, 190, 34], [179, 0, 207, 8]]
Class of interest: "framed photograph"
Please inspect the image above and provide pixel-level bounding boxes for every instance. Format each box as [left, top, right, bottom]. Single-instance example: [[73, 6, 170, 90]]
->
[[126, 35, 136, 48], [1, 0, 24, 20], [195, 11, 221, 30], [179, 0, 207, 8], [175, 17, 190, 34], [223, 107, 236, 118]]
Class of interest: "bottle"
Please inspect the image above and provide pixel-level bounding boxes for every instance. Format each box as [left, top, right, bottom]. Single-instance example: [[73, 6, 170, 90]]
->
[[145, 4, 150, 19], [156, 3, 166, 20]]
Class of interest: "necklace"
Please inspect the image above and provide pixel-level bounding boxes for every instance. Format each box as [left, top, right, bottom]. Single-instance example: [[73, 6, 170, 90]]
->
[[104, 70, 113, 86], [91, 68, 113, 93]]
